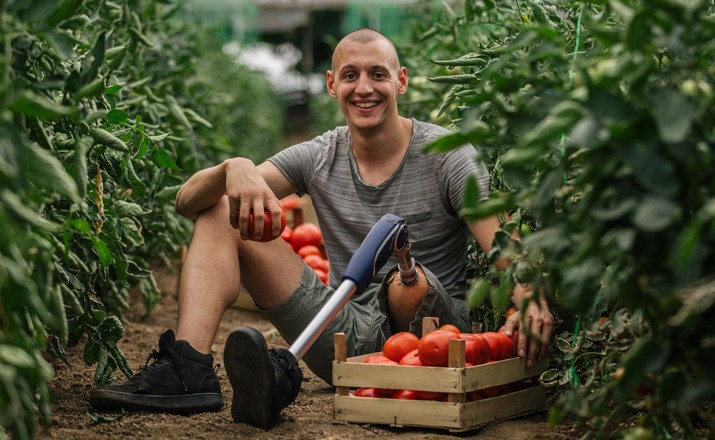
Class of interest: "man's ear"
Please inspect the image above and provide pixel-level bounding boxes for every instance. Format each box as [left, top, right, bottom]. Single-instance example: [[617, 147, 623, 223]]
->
[[326, 70, 337, 98], [397, 66, 408, 95]]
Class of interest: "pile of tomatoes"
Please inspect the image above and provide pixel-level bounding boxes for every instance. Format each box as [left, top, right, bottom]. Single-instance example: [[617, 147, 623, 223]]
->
[[351, 324, 525, 401], [279, 198, 330, 285]]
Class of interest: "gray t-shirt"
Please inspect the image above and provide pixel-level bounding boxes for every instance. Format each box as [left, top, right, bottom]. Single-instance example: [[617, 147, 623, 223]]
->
[[268, 119, 490, 300]]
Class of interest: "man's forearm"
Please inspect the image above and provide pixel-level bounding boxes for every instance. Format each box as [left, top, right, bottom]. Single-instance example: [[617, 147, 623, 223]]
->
[[175, 161, 228, 219]]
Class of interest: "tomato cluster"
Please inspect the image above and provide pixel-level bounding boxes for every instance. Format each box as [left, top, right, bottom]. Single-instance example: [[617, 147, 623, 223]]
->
[[351, 324, 523, 401], [280, 198, 330, 285]]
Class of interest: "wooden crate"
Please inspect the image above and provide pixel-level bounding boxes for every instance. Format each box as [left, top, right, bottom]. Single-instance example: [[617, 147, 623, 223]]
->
[[332, 318, 547, 432]]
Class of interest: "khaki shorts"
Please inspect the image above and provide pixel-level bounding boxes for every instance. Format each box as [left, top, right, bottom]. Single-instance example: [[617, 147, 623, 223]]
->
[[262, 264, 471, 383]]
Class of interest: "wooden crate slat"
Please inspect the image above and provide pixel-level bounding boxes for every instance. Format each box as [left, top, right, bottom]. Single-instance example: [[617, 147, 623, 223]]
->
[[460, 385, 546, 429], [334, 396, 463, 429], [333, 361, 463, 393], [462, 357, 547, 391]]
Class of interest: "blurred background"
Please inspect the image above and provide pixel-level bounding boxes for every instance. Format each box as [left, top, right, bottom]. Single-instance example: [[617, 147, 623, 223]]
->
[[181, 0, 428, 145]]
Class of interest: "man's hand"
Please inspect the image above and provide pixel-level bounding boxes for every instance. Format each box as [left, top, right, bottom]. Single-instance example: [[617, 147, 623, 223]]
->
[[500, 289, 553, 368], [224, 158, 284, 241]]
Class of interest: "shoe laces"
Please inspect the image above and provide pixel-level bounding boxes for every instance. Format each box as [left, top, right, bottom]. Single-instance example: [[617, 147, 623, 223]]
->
[[134, 347, 190, 391]]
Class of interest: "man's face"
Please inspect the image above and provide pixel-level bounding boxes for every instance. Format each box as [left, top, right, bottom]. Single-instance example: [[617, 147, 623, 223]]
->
[[326, 39, 407, 132]]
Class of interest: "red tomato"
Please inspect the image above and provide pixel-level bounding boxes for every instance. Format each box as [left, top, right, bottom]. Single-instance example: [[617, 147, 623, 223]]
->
[[352, 387, 386, 398], [297, 245, 322, 259], [413, 390, 446, 401], [363, 354, 397, 365], [391, 390, 418, 400], [439, 324, 461, 334], [498, 327, 519, 349], [247, 209, 286, 242], [459, 333, 490, 365], [398, 348, 423, 366], [382, 332, 420, 363], [291, 223, 323, 250], [303, 254, 325, 271], [417, 330, 459, 367], [280, 195, 303, 211], [314, 268, 328, 285], [467, 391, 483, 401], [281, 225, 293, 243], [481, 331, 516, 360]]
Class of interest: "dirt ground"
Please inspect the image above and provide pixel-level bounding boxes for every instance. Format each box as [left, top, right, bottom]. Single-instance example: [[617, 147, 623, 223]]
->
[[36, 261, 583, 440]]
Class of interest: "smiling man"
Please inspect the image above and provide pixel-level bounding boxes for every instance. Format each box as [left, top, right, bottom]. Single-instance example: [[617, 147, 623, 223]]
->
[[89, 28, 553, 430]]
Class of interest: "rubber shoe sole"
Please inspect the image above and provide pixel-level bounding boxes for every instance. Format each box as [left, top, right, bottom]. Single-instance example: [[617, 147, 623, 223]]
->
[[224, 327, 277, 429], [89, 389, 224, 415]]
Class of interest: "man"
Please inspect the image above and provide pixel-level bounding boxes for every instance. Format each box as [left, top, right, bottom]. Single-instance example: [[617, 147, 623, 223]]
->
[[90, 28, 553, 428]]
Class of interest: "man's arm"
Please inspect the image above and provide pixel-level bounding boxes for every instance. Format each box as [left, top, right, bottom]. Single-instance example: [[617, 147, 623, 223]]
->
[[466, 216, 553, 368], [175, 158, 296, 240]]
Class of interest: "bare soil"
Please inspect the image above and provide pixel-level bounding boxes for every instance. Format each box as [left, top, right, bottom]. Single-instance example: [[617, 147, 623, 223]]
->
[[37, 262, 581, 440]]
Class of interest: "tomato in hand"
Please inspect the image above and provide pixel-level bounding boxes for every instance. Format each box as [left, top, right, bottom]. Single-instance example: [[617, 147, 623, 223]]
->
[[417, 330, 459, 367], [382, 332, 420, 363], [459, 333, 490, 365], [498, 327, 519, 349], [481, 331, 516, 361], [247, 209, 286, 242], [291, 223, 323, 249], [398, 348, 423, 366]]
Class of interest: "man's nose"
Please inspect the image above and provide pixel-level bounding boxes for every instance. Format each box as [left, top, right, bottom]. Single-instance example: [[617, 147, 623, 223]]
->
[[355, 75, 373, 94]]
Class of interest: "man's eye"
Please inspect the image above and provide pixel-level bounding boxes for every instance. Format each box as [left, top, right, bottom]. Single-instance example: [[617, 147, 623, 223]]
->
[[344, 73, 356, 80], [373, 72, 386, 79]]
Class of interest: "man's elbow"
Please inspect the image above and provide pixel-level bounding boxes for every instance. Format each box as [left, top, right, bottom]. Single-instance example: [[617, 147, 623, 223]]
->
[[174, 187, 196, 220]]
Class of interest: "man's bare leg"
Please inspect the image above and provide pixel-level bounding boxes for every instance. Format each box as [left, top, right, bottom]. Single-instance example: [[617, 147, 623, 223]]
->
[[176, 196, 305, 354]]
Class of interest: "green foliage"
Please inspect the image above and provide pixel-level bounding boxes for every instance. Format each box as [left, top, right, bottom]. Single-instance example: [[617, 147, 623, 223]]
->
[[0, 1, 283, 438], [406, 0, 715, 437]]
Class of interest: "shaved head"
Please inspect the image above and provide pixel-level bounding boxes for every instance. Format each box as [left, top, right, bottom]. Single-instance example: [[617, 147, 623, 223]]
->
[[331, 28, 401, 72]]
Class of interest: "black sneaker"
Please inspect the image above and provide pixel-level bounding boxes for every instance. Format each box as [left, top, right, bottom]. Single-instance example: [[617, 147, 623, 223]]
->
[[89, 329, 224, 414], [224, 327, 302, 430]]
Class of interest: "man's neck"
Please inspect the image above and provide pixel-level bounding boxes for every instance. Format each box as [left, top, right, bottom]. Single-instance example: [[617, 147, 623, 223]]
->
[[349, 117, 413, 186]]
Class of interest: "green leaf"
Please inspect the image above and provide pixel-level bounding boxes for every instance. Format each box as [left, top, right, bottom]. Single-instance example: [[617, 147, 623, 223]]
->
[[44, 0, 84, 27], [83, 339, 101, 365], [0, 345, 36, 368], [625, 11, 652, 50], [104, 84, 122, 95], [151, 148, 180, 171], [39, 30, 76, 60], [25, 142, 81, 202], [113, 200, 143, 217], [106, 109, 128, 124], [632, 196, 681, 232], [651, 89, 696, 144], [10, 91, 75, 120], [618, 337, 670, 397], [467, 278, 491, 309], [91, 236, 112, 266], [0, 190, 61, 232]]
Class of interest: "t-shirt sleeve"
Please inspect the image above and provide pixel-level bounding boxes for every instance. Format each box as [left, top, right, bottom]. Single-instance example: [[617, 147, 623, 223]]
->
[[441, 144, 490, 214], [266, 134, 329, 196]]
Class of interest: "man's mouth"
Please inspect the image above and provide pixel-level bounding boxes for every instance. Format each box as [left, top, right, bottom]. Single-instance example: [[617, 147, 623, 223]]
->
[[353, 101, 379, 109]]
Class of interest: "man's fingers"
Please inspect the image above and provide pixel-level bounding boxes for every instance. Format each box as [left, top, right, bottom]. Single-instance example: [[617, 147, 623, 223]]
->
[[228, 197, 239, 229]]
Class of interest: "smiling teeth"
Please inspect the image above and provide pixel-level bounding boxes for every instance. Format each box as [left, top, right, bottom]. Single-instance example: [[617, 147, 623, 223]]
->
[[355, 102, 378, 108]]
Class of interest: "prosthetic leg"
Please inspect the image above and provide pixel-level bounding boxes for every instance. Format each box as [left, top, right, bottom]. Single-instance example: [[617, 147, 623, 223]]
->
[[224, 214, 412, 429]]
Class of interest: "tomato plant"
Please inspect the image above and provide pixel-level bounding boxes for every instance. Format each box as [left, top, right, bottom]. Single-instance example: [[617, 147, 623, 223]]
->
[[382, 332, 420, 363]]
